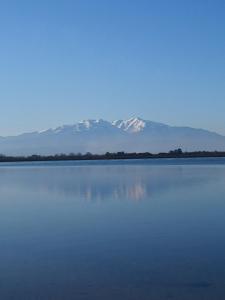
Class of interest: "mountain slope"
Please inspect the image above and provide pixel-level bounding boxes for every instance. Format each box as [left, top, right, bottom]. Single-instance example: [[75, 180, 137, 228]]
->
[[0, 117, 224, 155]]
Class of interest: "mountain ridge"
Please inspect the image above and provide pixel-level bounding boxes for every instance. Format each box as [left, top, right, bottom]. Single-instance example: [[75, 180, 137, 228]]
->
[[3, 117, 223, 137], [0, 117, 224, 155]]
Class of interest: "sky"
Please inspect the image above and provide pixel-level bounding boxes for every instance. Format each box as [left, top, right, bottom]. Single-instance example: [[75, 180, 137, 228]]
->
[[0, 0, 225, 136]]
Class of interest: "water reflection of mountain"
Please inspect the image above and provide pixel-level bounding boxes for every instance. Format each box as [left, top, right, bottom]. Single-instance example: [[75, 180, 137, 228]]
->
[[0, 164, 224, 202]]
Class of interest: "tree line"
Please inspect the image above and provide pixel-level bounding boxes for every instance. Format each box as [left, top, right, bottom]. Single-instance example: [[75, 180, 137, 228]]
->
[[0, 149, 225, 162]]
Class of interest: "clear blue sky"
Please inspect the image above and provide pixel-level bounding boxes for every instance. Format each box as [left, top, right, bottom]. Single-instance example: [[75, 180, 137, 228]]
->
[[0, 0, 225, 135]]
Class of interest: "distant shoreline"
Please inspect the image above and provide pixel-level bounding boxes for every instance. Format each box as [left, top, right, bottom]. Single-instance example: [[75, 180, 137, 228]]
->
[[0, 150, 225, 163]]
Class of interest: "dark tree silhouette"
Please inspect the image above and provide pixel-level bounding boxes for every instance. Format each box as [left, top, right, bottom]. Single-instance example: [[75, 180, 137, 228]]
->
[[0, 149, 224, 163]]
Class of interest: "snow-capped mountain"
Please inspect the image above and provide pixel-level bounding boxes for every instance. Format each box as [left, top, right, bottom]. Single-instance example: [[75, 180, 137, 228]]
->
[[0, 117, 225, 155]]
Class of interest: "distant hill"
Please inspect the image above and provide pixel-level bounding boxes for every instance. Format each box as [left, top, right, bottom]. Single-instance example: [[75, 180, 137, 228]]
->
[[0, 117, 225, 155]]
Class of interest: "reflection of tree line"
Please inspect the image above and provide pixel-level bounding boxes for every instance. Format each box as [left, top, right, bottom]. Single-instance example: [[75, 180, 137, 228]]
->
[[0, 165, 222, 202]]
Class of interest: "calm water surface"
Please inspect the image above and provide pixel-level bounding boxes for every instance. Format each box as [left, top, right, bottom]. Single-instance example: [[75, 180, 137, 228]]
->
[[1, 158, 225, 299]]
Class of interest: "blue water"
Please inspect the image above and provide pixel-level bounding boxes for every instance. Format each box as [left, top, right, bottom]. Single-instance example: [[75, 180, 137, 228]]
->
[[0, 158, 225, 299]]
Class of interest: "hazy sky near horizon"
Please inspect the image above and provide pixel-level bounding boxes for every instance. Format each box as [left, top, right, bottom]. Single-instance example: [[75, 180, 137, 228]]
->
[[0, 0, 225, 136]]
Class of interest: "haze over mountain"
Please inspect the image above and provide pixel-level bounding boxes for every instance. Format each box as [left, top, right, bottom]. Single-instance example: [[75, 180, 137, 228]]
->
[[0, 117, 225, 156]]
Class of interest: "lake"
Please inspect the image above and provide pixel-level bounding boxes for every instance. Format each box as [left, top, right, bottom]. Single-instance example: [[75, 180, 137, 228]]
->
[[0, 158, 225, 299]]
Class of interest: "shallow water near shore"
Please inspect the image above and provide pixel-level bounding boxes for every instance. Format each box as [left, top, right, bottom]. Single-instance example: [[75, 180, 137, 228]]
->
[[0, 158, 225, 299]]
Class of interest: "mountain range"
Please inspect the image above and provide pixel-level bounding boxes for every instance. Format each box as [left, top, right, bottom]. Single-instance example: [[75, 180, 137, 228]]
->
[[0, 117, 225, 155]]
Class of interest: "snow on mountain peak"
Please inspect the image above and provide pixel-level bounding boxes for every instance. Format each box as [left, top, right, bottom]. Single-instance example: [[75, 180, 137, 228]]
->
[[112, 117, 146, 133], [37, 117, 169, 136], [38, 119, 111, 134]]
